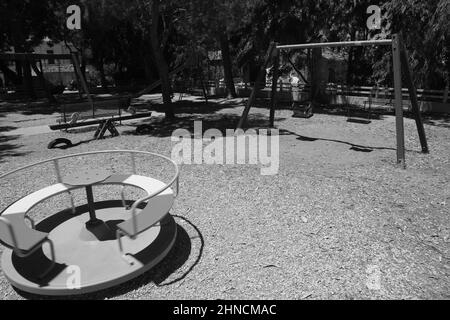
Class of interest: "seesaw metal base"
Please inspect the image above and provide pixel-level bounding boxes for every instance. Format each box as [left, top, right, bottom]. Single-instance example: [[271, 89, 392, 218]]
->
[[1, 202, 177, 296]]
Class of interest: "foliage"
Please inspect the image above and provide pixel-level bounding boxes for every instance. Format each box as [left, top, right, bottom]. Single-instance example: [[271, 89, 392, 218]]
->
[[0, 0, 448, 91], [0, 0, 60, 51], [382, 0, 449, 88]]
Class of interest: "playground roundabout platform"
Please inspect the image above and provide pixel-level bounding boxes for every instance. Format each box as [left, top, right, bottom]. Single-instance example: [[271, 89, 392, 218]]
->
[[0, 150, 180, 296]]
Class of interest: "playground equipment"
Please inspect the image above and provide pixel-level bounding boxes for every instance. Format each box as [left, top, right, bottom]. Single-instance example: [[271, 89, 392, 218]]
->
[[363, 85, 394, 111], [48, 102, 153, 148], [237, 34, 429, 168], [0, 52, 144, 146], [48, 112, 153, 148], [344, 84, 373, 124], [0, 150, 179, 295], [285, 53, 314, 118], [47, 52, 205, 147], [347, 84, 396, 123], [45, 52, 154, 146], [291, 83, 313, 118]]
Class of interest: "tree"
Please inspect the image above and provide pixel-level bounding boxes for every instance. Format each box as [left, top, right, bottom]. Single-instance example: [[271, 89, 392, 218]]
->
[[149, 0, 174, 118], [0, 0, 60, 88], [383, 0, 449, 89], [58, 0, 182, 118], [187, 1, 259, 98], [129, 0, 185, 119], [232, 0, 333, 102]]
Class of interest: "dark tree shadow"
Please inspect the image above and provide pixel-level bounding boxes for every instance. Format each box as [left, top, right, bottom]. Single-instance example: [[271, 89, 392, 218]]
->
[[258, 99, 388, 120], [153, 214, 204, 287], [0, 134, 27, 163], [423, 115, 450, 129], [0, 126, 16, 133], [305, 104, 386, 120], [0, 99, 57, 115], [123, 112, 285, 138], [149, 98, 241, 115]]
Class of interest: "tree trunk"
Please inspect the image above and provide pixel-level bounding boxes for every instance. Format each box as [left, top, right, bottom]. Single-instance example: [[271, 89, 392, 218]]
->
[[150, 0, 174, 119], [310, 48, 322, 104], [81, 56, 87, 85], [219, 33, 236, 98], [143, 56, 153, 82], [98, 57, 108, 89], [15, 60, 23, 82], [0, 60, 21, 85]]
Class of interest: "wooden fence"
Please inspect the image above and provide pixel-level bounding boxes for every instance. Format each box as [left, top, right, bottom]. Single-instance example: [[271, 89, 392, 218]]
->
[[205, 80, 449, 113]]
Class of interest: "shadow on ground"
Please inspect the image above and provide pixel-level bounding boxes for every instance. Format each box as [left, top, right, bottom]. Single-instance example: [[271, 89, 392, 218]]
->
[[0, 133, 27, 163], [280, 128, 400, 153], [147, 97, 244, 115], [423, 115, 450, 129], [14, 212, 204, 300], [252, 99, 388, 120], [312, 105, 387, 121], [0, 100, 57, 115]]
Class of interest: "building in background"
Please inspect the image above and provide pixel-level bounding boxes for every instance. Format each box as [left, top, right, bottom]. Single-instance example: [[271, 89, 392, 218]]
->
[[0, 38, 91, 90], [30, 38, 77, 87]]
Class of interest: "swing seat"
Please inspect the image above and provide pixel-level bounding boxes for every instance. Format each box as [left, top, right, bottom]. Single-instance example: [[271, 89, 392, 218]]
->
[[292, 102, 314, 118], [347, 102, 372, 124]]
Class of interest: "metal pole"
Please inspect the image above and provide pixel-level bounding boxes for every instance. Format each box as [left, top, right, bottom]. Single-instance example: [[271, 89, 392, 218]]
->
[[392, 34, 406, 168], [269, 48, 280, 127], [399, 36, 429, 154], [85, 186, 101, 226]]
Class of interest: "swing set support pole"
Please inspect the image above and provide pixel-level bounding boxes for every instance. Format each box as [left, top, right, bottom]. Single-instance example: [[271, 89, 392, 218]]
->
[[237, 42, 277, 129], [392, 34, 406, 168], [269, 46, 280, 127], [235, 35, 429, 169]]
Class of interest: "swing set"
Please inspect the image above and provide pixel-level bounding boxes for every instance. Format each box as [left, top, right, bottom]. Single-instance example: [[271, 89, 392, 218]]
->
[[237, 34, 429, 168]]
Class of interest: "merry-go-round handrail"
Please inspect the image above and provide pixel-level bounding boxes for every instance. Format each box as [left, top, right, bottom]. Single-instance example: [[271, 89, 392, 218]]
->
[[0, 150, 180, 236]]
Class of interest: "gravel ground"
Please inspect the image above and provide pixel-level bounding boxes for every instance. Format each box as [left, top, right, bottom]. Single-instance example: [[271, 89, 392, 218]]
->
[[0, 96, 449, 300]]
